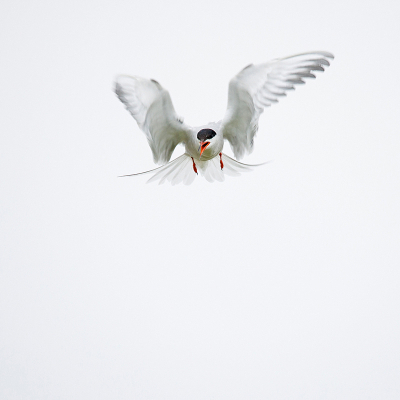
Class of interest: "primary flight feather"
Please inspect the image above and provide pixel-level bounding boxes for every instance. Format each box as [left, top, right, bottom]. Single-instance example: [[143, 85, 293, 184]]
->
[[115, 51, 334, 185]]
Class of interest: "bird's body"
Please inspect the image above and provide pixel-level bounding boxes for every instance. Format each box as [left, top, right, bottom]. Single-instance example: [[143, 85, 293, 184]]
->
[[115, 51, 333, 184]]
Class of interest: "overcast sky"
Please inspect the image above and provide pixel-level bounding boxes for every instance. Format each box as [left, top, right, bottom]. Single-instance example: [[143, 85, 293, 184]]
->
[[1, 0, 400, 399]]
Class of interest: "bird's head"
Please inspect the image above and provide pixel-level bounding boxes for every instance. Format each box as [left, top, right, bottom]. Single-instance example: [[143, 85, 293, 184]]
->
[[197, 128, 217, 158]]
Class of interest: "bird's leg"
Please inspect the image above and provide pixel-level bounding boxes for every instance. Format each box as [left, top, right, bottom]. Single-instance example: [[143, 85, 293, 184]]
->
[[219, 153, 224, 170], [191, 157, 198, 174]]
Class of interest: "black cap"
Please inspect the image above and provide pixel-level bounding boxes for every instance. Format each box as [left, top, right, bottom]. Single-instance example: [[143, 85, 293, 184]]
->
[[197, 129, 216, 141]]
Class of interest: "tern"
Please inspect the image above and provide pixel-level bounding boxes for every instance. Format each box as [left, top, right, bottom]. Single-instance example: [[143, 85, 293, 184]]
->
[[115, 51, 333, 185]]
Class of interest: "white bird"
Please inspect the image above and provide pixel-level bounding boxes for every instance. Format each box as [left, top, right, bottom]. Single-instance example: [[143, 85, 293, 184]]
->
[[115, 51, 333, 185]]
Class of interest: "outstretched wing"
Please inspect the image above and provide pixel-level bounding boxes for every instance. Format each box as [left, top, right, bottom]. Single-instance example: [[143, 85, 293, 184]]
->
[[115, 75, 192, 164], [220, 51, 334, 159]]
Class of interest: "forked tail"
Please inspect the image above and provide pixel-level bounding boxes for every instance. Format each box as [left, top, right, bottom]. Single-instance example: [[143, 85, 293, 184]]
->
[[119, 153, 268, 185]]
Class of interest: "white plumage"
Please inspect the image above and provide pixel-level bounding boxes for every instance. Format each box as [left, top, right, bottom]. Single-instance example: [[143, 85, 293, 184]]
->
[[115, 51, 334, 184]]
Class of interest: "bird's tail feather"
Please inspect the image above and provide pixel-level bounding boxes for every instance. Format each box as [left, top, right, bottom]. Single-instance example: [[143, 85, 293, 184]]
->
[[119, 153, 268, 185], [119, 154, 195, 185]]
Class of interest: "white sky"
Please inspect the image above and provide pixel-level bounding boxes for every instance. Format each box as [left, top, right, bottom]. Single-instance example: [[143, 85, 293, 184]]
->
[[1, 0, 399, 399]]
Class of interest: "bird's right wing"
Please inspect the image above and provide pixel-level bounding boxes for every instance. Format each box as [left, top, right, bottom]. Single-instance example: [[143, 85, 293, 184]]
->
[[115, 75, 192, 164], [220, 51, 334, 159]]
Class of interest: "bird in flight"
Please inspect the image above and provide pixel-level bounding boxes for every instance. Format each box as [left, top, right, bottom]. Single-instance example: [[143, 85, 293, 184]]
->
[[115, 51, 333, 185]]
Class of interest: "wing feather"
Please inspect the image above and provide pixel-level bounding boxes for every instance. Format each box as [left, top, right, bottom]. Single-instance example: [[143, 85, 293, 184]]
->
[[115, 75, 191, 164], [221, 51, 334, 159]]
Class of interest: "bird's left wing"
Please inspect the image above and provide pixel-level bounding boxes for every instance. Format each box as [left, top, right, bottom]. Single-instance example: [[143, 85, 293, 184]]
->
[[220, 51, 334, 159], [115, 75, 192, 164]]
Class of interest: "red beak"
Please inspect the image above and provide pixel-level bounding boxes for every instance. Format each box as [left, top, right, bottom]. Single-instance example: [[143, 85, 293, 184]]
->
[[200, 141, 210, 156]]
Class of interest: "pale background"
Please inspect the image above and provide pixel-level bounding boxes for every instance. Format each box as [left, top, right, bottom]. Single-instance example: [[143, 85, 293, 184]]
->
[[1, 0, 399, 399]]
